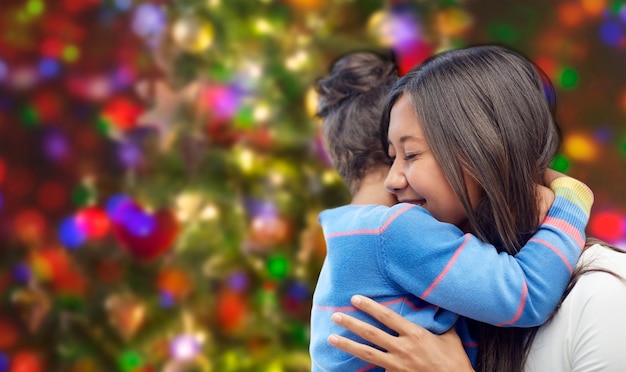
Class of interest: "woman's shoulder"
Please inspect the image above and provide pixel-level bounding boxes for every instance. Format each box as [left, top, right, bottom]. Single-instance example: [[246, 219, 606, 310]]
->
[[526, 243, 626, 371], [577, 243, 626, 275], [568, 244, 626, 309]]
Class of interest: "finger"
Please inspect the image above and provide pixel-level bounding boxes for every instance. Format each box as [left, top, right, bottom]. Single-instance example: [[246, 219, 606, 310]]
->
[[351, 295, 425, 337], [544, 168, 565, 184], [327, 333, 390, 368], [331, 312, 398, 351]]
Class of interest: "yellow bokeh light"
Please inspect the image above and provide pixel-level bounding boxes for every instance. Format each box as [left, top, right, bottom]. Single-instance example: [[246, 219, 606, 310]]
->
[[200, 204, 219, 220], [171, 17, 214, 53], [435, 8, 473, 36], [304, 86, 318, 119], [268, 170, 285, 187], [253, 103, 271, 122], [254, 18, 274, 35], [285, 50, 309, 71], [563, 134, 597, 161], [321, 170, 340, 185], [367, 10, 393, 47], [580, 0, 605, 17], [176, 192, 202, 211], [175, 191, 203, 221], [236, 147, 255, 173]]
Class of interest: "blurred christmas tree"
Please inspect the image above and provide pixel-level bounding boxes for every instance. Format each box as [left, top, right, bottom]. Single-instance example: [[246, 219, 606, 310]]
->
[[0, 0, 462, 370], [2, 0, 625, 371]]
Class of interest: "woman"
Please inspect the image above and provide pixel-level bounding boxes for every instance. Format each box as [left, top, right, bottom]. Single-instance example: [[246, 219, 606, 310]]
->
[[327, 45, 626, 371]]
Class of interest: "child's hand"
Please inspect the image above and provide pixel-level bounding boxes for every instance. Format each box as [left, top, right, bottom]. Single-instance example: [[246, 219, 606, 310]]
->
[[536, 184, 554, 224], [543, 168, 566, 185]]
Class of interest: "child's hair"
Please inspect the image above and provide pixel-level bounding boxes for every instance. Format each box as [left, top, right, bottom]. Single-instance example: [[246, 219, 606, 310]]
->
[[380, 44, 562, 372], [316, 51, 398, 194]]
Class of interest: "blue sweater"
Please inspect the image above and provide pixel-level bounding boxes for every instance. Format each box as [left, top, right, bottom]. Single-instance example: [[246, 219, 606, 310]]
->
[[310, 177, 593, 371]]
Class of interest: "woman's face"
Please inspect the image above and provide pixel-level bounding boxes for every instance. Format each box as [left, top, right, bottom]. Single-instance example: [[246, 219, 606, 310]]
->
[[385, 95, 478, 228]]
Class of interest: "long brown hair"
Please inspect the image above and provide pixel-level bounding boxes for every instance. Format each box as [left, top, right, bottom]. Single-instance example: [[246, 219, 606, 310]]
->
[[380, 44, 568, 371]]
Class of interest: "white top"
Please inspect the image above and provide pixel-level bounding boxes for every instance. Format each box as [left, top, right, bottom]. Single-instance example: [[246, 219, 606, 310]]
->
[[525, 244, 626, 371]]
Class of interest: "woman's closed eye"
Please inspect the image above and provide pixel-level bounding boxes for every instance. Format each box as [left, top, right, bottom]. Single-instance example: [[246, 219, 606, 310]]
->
[[403, 152, 420, 161]]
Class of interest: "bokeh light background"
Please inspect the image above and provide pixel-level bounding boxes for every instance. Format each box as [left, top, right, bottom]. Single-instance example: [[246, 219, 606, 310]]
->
[[1, 0, 626, 371]]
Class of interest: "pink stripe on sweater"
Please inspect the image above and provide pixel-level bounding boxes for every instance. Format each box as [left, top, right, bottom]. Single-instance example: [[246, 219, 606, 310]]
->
[[529, 237, 574, 274], [326, 204, 415, 239], [314, 297, 437, 312], [497, 281, 528, 326], [326, 228, 380, 238], [420, 234, 470, 299], [357, 364, 378, 372], [542, 216, 584, 247]]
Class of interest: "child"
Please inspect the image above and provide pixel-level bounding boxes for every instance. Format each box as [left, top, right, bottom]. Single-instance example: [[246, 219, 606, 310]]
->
[[309, 51, 593, 371]]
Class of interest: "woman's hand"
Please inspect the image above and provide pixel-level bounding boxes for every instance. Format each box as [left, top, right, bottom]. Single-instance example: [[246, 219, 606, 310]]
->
[[328, 295, 474, 372]]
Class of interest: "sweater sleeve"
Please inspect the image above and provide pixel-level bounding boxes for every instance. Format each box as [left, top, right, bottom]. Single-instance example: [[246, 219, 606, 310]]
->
[[379, 176, 593, 327]]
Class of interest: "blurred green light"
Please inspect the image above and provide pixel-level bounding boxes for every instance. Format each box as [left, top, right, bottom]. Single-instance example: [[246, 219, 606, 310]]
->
[[291, 322, 309, 346], [26, 0, 45, 15], [55, 294, 85, 311], [551, 154, 570, 173], [559, 67, 579, 89], [448, 37, 466, 49], [267, 254, 288, 279], [20, 106, 39, 127], [72, 184, 96, 207], [487, 22, 518, 43], [119, 350, 143, 372], [63, 45, 80, 62], [609, 1, 626, 14], [210, 64, 234, 82], [96, 116, 112, 135], [234, 106, 254, 129]]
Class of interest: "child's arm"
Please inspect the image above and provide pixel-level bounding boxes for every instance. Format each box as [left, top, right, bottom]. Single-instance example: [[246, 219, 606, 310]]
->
[[379, 175, 593, 327]]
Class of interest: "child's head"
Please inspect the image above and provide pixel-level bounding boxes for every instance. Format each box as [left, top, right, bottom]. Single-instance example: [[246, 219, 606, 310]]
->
[[317, 51, 398, 194], [382, 45, 561, 251]]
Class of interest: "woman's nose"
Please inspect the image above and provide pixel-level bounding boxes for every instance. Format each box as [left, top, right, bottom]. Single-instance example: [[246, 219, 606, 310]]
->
[[384, 163, 407, 193]]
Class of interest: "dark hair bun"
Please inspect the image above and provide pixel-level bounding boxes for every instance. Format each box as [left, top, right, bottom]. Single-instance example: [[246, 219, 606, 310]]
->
[[317, 52, 397, 117]]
